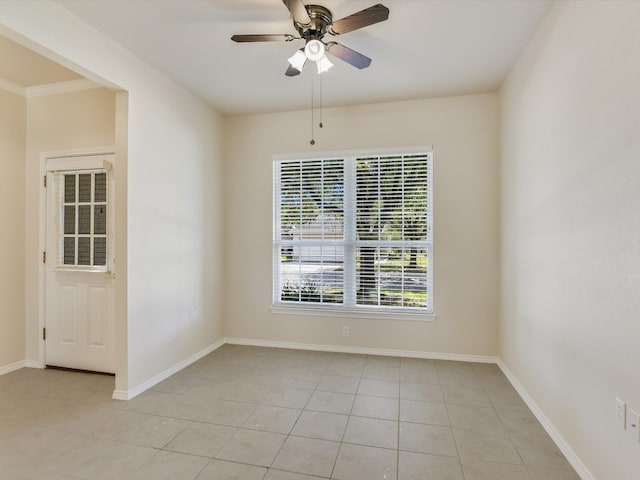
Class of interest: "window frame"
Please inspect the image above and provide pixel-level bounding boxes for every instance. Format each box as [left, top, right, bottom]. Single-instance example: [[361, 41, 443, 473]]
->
[[272, 147, 435, 321]]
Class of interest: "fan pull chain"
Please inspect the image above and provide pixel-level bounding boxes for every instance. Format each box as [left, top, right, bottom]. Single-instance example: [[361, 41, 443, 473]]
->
[[310, 73, 316, 145], [319, 74, 323, 129], [310, 73, 326, 145]]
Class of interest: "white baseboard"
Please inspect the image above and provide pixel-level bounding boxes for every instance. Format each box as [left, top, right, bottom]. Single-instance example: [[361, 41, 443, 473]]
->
[[0, 359, 46, 375], [25, 359, 45, 369], [111, 338, 226, 401], [0, 360, 26, 376], [497, 360, 595, 480], [224, 337, 499, 364]]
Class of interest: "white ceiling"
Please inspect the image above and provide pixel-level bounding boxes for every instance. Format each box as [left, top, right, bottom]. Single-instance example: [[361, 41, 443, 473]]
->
[[56, 0, 553, 116]]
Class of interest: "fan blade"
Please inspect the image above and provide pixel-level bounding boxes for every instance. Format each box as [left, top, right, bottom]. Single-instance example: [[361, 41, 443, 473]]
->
[[285, 65, 302, 77], [326, 42, 372, 69], [282, 0, 311, 26], [231, 34, 294, 42], [329, 4, 389, 35]]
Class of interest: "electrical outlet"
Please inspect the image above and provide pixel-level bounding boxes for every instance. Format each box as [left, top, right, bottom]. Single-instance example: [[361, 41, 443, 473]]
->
[[616, 397, 626, 428], [627, 408, 640, 442], [342, 326, 350, 337]]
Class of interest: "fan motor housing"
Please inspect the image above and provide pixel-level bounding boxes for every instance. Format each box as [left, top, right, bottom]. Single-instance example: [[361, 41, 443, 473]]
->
[[295, 5, 332, 39]]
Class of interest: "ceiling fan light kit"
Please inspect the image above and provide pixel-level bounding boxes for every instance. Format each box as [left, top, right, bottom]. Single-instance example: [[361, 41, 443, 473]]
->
[[304, 39, 324, 61], [314, 53, 333, 74], [287, 49, 307, 71], [231, 0, 389, 76]]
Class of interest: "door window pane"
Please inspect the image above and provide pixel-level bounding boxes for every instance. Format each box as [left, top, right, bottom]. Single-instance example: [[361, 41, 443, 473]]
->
[[64, 237, 75, 265], [78, 205, 91, 234], [64, 206, 76, 234], [78, 174, 91, 202], [64, 175, 76, 203], [58, 170, 109, 269], [94, 205, 106, 235], [94, 173, 107, 202], [77, 237, 90, 265], [94, 237, 107, 266]]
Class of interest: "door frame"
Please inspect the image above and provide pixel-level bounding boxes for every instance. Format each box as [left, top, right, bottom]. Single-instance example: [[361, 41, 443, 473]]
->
[[38, 147, 116, 370]]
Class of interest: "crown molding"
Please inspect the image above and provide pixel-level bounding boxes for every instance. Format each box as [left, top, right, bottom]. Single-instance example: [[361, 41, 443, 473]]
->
[[0, 78, 25, 96], [26, 78, 99, 97], [0, 77, 100, 97]]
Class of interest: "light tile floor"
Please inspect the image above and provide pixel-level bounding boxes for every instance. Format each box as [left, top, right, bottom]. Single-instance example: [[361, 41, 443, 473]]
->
[[0, 345, 581, 479]]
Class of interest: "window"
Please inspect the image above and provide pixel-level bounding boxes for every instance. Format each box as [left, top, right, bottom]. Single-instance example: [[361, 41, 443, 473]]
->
[[57, 170, 109, 270], [273, 149, 433, 316]]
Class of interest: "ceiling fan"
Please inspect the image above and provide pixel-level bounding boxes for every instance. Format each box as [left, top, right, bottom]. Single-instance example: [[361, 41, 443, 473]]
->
[[231, 0, 389, 76]]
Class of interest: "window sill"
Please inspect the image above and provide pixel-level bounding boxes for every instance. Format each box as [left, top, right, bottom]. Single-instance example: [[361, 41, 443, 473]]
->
[[270, 304, 436, 322], [53, 267, 112, 276]]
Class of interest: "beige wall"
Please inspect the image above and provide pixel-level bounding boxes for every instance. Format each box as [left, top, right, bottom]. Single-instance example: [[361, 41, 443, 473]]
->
[[125, 86, 225, 390], [224, 93, 500, 357], [2, 0, 225, 394], [500, 2, 640, 479], [0, 88, 26, 369], [24, 87, 116, 363]]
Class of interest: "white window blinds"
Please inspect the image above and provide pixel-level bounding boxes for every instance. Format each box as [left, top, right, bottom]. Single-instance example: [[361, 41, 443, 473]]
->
[[55, 170, 109, 270], [274, 150, 433, 314]]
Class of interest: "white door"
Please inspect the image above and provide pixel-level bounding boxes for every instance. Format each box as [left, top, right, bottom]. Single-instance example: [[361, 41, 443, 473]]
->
[[44, 154, 116, 373]]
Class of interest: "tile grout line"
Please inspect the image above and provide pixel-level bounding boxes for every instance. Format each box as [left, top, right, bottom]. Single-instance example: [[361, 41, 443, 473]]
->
[[397, 369, 401, 480], [445, 367, 467, 480], [327, 360, 362, 480]]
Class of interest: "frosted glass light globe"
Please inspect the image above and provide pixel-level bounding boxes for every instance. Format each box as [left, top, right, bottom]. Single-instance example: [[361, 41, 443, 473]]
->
[[304, 39, 325, 61]]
